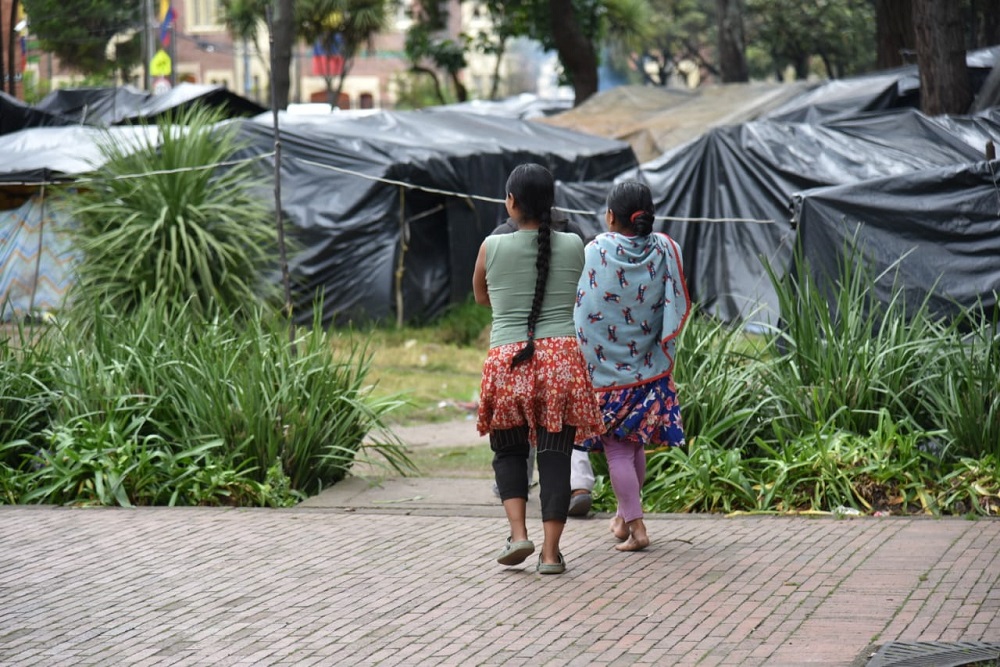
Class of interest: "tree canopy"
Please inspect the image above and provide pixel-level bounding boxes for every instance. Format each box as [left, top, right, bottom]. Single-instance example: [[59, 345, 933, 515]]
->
[[22, 0, 141, 77]]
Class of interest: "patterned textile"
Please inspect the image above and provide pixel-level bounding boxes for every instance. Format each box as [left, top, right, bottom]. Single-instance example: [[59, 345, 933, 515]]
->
[[477, 337, 604, 447], [0, 196, 78, 321], [578, 374, 686, 452], [573, 232, 690, 391]]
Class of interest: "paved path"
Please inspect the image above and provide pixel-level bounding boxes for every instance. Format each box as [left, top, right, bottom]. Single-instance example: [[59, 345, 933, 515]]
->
[[2, 421, 1000, 666]]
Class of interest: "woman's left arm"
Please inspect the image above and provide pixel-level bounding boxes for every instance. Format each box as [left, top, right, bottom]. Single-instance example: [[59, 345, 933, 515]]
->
[[472, 241, 491, 306]]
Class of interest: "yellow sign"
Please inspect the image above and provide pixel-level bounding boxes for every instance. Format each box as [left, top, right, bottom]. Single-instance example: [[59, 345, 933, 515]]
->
[[150, 49, 172, 77]]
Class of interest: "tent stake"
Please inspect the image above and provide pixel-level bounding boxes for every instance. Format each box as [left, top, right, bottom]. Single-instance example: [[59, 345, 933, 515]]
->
[[29, 184, 45, 317], [395, 185, 407, 329]]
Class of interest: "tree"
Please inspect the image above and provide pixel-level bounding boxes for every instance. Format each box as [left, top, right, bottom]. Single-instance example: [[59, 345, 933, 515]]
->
[[968, 0, 1000, 49], [913, 0, 971, 115], [875, 0, 914, 69], [631, 0, 716, 87], [297, 0, 389, 106], [404, 0, 468, 104], [469, 0, 532, 99], [716, 0, 747, 82], [547, 0, 599, 103], [270, 0, 296, 109], [745, 0, 875, 80], [20, 0, 141, 78]]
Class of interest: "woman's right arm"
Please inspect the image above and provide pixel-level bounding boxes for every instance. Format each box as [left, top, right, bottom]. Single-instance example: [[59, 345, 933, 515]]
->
[[472, 241, 491, 306]]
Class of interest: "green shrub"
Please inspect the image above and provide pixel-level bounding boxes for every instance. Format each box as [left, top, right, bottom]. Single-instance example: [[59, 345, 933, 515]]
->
[[0, 324, 57, 464], [0, 302, 412, 506], [62, 106, 278, 328]]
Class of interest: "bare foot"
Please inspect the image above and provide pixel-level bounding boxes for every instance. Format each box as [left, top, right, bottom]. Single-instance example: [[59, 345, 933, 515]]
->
[[609, 516, 629, 541], [614, 518, 650, 551], [615, 533, 650, 551]]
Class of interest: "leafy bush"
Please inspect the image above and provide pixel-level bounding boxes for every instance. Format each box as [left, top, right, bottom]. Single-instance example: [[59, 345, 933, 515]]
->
[[62, 106, 278, 328], [0, 324, 57, 466], [588, 242, 1000, 517], [0, 302, 412, 506]]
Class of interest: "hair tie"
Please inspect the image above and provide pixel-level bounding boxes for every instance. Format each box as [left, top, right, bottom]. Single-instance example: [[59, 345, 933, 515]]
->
[[630, 210, 644, 224]]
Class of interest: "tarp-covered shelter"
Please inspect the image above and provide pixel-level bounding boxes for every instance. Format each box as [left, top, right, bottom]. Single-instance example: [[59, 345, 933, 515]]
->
[[25, 84, 265, 128], [793, 159, 1000, 322], [234, 109, 637, 325], [630, 108, 1000, 326], [538, 82, 812, 163], [0, 91, 76, 136], [0, 126, 162, 321]]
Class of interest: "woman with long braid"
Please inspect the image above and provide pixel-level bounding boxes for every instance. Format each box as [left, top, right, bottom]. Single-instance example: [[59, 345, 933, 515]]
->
[[575, 180, 691, 552], [473, 163, 603, 575]]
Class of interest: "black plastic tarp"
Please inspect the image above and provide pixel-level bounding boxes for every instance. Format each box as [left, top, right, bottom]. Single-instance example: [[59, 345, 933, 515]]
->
[[0, 125, 161, 183], [793, 160, 1000, 322], [0, 91, 76, 136], [30, 84, 264, 127], [234, 109, 638, 325], [628, 107, 1000, 326], [766, 46, 1000, 123]]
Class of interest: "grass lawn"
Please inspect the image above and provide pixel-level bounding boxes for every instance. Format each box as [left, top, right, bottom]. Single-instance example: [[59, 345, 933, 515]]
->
[[331, 327, 488, 426]]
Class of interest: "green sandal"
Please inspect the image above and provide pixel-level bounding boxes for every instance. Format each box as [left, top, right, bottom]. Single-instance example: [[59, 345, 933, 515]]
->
[[536, 552, 566, 575], [496, 537, 535, 566]]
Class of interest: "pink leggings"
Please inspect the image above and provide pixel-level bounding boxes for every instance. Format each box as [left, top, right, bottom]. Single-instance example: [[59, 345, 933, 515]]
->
[[603, 436, 646, 522]]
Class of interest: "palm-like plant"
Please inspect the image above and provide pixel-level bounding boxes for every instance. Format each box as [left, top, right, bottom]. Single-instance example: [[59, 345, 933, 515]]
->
[[63, 107, 277, 326]]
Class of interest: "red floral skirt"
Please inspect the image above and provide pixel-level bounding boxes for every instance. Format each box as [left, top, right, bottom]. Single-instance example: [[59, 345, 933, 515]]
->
[[477, 337, 604, 447]]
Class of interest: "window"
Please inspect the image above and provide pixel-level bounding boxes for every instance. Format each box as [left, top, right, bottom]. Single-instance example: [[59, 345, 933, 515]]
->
[[186, 0, 222, 32]]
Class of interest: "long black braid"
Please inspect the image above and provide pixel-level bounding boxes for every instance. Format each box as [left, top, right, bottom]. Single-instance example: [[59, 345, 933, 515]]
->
[[508, 164, 555, 369]]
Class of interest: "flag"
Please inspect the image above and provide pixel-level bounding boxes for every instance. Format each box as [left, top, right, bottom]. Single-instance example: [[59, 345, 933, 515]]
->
[[159, 5, 176, 47]]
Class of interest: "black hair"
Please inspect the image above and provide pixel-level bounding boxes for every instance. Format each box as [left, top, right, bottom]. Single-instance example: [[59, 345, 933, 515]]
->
[[507, 163, 554, 369], [607, 180, 655, 236]]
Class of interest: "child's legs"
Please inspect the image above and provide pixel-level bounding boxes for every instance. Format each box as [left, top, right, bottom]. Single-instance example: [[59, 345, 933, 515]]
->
[[603, 436, 644, 522]]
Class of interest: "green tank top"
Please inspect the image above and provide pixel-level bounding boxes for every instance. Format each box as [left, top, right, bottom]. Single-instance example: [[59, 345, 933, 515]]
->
[[485, 230, 585, 348]]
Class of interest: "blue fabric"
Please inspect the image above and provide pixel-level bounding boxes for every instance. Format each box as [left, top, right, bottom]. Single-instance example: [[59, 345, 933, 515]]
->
[[573, 232, 690, 391]]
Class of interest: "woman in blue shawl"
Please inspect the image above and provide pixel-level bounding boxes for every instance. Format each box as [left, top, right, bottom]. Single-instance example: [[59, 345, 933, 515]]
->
[[573, 181, 691, 551]]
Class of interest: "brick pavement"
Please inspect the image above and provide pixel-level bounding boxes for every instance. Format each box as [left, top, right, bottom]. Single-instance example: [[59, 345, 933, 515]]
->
[[2, 505, 999, 666]]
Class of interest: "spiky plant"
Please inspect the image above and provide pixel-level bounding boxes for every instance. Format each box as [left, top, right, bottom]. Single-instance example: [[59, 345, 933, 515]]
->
[[63, 106, 277, 327]]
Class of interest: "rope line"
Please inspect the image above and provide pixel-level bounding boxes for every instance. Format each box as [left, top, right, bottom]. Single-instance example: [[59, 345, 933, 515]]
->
[[0, 153, 276, 188], [1, 150, 776, 224], [290, 155, 777, 224]]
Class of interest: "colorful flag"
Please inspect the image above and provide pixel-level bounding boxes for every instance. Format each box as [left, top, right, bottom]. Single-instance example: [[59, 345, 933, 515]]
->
[[159, 5, 176, 47]]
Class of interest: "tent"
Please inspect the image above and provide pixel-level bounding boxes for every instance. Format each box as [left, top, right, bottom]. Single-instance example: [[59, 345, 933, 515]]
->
[[793, 159, 1000, 322], [0, 125, 164, 321], [21, 84, 265, 129], [538, 82, 812, 163], [629, 108, 1000, 326], [234, 108, 638, 325], [1, 109, 634, 325], [0, 91, 77, 136]]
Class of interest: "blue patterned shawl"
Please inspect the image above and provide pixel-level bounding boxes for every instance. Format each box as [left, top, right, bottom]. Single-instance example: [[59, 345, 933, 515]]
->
[[573, 232, 691, 391]]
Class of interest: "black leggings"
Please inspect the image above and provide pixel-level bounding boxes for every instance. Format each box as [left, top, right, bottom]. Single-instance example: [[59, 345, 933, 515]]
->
[[491, 426, 575, 523]]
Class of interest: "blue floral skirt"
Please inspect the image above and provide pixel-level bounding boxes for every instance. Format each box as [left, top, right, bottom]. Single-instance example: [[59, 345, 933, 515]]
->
[[577, 374, 686, 452]]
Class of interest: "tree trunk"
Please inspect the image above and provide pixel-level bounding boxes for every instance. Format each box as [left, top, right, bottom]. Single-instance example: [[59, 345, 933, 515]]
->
[[971, 0, 1000, 48], [488, 38, 506, 100], [0, 2, 6, 94], [7, 0, 20, 97], [270, 0, 295, 110], [716, 0, 748, 82], [876, 0, 915, 69], [449, 71, 467, 102], [549, 0, 598, 106], [411, 65, 447, 105], [913, 0, 971, 116]]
